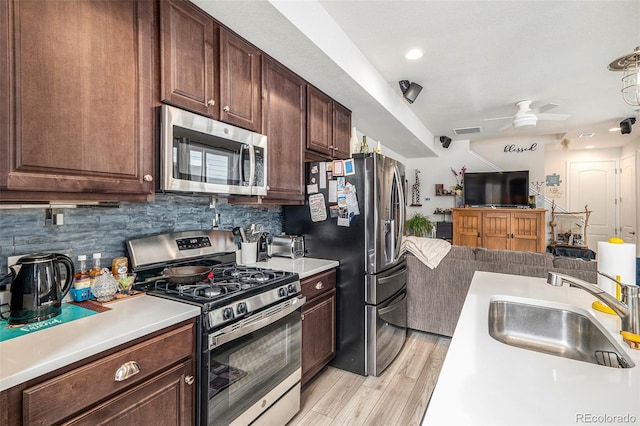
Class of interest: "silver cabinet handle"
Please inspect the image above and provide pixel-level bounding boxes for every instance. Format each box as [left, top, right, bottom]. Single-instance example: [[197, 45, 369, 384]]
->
[[207, 99, 215, 106], [315, 281, 324, 290], [223, 105, 230, 112], [185, 375, 195, 385], [114, 361, 140, 382], [143, 174, 153, 182]]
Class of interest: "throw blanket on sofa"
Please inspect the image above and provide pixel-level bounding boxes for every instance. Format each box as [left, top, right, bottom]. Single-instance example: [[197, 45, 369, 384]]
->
[[401, 236, 452, 269]]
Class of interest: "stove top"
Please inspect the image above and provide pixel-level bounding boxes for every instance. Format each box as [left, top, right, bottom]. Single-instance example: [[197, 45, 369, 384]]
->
[[146, 264, 297, 306], [127, 230, 301, 330]]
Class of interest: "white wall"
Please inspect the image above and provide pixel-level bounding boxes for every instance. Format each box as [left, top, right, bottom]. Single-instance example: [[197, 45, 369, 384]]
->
[[469, 135, 549, 191], [377, 133, 638, 254], [397, 139, 496, 223]]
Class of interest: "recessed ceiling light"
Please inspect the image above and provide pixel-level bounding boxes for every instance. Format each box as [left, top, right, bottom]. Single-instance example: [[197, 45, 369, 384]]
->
[[609, 127, 621, 132], [405, 48, 424, 60], [585, 145, 595, 149], [579, 132, 595, 138]]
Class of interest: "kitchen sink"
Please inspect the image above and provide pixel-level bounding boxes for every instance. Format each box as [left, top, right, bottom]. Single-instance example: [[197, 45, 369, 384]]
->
[[488, 297, 635, 369]]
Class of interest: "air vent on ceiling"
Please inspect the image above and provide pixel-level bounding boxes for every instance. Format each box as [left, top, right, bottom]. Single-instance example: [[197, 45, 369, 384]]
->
[[453, 126, 481, 135]]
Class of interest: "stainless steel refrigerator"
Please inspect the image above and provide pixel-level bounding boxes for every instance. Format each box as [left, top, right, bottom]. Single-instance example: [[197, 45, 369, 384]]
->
[[284, 153, 407, 377]]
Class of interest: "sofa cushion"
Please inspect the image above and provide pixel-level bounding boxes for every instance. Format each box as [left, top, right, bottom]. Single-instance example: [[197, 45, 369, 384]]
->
[[476, 262, 549, 279], [446, 245, 476, 261], [552, 256, 597, 271], [406, 254, 476, 337], [475, 247, 553, 268]]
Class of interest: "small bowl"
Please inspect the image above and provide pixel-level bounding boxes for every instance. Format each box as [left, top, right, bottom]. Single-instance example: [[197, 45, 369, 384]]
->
[[116, 273, 137, 294], [91, 274, 118, 302]]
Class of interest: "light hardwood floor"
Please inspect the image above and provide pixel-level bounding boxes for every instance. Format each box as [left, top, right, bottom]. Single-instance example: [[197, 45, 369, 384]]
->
[[288, 330, 451, 426]]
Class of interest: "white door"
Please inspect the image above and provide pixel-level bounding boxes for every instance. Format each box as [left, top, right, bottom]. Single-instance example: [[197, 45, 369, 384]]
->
[[620, 154, 637, 245], [568, 160, 618, 252]]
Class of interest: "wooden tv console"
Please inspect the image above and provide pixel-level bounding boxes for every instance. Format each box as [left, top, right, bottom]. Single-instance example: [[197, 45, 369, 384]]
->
[[452, 207, 546, 252]]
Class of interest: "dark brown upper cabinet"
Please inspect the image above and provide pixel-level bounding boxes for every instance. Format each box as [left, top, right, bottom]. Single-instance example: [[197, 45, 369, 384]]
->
[[219, 28, 262, 132], [160, 0, 218, 118], [0, 0, 155, 202], [306, 86, 352, 161], [260, 57, 306, 204], [160, 0, 261, 132]]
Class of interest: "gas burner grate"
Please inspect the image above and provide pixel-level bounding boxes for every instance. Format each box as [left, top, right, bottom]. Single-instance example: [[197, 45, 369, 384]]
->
[[154, 281, 240, 301]]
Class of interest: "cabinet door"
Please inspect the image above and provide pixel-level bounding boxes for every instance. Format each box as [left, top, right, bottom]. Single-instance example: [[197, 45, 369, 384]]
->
[[160, 0, 217, 118], [301, 289, 336, 386], [511, 210, 545, 252], [306, 85, 333, 157], [332, 101, 352, 159], [482, 211, 510, 250], [453, 210, 482, 248], [219, 28, 261, 132], [261, 57, 305, 203], [1, 0, 154, 201], [66, 360, 195, 426]]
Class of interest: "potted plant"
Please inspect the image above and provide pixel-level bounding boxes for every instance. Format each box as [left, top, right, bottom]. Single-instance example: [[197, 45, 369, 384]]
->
[[405, 212, 434, 237]]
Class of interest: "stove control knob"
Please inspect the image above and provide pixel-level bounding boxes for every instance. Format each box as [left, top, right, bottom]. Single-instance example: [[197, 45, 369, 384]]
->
[[287, 284, 297, 294], [222, 307, 234, 320], [236, 302, 247, 315], [278, 287, 288, 298]]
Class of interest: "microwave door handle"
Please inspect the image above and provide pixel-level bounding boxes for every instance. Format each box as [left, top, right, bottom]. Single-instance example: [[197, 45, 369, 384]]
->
[[238, 145, 247, 186], [249, 145, 256, 190]]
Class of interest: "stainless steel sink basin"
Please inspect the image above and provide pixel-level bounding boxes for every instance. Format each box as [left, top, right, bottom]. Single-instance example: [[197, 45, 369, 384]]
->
[[488, 297, 634, 368]]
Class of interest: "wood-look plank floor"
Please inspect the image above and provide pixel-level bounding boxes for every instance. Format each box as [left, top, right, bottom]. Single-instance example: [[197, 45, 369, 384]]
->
[[288, 330, 451, 426]]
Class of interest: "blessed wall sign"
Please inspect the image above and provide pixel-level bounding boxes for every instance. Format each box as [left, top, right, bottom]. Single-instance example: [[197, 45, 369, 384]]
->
[[504, 143, 537, 153]]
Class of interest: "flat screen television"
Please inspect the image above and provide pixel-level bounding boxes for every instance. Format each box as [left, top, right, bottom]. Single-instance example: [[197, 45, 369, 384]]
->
[[463, 170, 530, 207]]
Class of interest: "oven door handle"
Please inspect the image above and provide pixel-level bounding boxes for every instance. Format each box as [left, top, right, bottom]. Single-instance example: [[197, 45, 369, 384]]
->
[[209, 295, 306, 350]]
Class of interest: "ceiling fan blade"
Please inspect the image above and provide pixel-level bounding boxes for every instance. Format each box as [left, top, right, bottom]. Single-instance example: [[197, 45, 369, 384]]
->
[[536, 103, 559, 114], [538, 113, 570, 121], [483, 116, 514, 121], [499, 123, 513, 131]]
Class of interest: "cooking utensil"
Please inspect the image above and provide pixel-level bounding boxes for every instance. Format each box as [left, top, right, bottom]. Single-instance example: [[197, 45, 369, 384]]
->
[[7, 253, 75, 324], [238, 227, 248, 243], [231, 227, 243, 248], [144, 265, 212, 284], [249, 224, 264, 242]]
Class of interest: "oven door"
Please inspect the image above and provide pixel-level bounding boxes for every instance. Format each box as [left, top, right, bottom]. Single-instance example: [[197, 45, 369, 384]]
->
[[203, 297, 304, 425]]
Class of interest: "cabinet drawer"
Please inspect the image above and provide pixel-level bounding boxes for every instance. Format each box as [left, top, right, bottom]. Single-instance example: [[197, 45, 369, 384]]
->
[[23, 322, 194, 425], [301, 269, 336, 301]]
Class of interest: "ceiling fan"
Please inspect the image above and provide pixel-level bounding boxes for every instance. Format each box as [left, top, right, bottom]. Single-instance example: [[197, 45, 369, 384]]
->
[[484, 100, 570, 129]]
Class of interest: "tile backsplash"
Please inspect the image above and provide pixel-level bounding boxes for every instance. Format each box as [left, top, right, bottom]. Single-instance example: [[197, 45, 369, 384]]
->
[[0, 193, 283, 274]]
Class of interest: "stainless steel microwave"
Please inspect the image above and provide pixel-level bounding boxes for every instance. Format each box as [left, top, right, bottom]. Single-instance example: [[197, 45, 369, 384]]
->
[[160, 105, 267, 196]]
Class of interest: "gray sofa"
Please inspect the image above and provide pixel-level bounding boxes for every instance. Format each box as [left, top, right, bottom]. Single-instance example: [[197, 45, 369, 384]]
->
[[406, 246, 598, 337]]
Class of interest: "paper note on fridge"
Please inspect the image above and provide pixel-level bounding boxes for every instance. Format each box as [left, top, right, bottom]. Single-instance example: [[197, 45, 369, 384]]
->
[[345, 183, 360, 215], [309, 193, 328, 222], [328, 180, 338, 203]]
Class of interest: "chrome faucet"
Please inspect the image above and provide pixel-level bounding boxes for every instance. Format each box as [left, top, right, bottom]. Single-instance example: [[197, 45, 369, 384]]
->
[[547, 271, 640, 336]]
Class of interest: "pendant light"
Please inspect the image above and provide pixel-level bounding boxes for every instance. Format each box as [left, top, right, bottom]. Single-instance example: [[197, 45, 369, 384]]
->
[[609, 46, 640, 106]]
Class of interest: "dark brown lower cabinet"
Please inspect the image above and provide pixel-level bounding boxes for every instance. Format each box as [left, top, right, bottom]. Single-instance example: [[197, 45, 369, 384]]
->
[[301, 269, 336, 386], [2, 320, 196, 426]]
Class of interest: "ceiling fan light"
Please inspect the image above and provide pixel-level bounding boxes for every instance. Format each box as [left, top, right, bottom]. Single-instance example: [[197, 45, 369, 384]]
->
[[609, 46, 640, 107]]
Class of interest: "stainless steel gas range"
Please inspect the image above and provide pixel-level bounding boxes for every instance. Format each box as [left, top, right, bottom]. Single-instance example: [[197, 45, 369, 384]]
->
[[127, 230, 304, 426]]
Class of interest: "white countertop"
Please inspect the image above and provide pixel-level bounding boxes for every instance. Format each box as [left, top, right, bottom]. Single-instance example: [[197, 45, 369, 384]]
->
[[0, 295, 200, 391], [253, 256, 339, 279], [423, 271, 640, 426], [0, 257, 337, 392]]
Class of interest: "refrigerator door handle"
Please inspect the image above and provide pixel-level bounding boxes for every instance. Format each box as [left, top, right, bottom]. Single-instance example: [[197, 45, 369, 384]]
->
[[384, 219, 395, 264], [393, 165, 406, 262]]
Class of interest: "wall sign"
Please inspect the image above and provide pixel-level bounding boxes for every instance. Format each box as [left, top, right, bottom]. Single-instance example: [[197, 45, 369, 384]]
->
[[504, 143, 537, 153]]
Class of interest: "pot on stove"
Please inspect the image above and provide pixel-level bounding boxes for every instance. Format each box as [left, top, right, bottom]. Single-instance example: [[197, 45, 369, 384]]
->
[[6, 253, 75, 325]]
